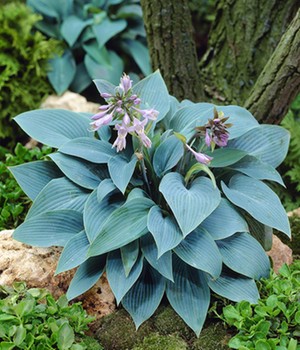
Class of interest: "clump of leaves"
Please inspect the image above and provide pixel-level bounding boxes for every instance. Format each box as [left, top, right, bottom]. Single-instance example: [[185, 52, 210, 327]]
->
[[217, 261, 300, 350], [0, 282, 101, 349], [0, 143, 52, 230], [0, 2, 60, 142], [27, 0, 151, 95]]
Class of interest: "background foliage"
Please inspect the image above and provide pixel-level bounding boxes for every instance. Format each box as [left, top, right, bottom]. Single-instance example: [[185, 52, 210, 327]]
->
[[0, 2, 60, 144], [26, 0, 151, 95]]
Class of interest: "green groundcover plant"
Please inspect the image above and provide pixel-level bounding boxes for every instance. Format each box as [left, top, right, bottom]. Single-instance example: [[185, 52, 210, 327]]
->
[[10, 71, 291, 336], [27, 0, 151, 95], [0, 143, 52, 230], [0, 282, 101, 349], [217, 261, 300, 350]]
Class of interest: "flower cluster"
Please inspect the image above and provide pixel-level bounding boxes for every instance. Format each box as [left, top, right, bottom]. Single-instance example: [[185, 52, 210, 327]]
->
[[90, 74, 159, 152], [185, 108, 232, 165]]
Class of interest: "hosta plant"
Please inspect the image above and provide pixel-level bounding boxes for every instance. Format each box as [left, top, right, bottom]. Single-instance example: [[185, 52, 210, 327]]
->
[[10, 71, 291, 336], [27, 0, 151, 95]]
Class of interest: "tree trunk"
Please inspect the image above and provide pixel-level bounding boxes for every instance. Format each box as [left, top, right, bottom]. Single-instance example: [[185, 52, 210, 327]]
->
[[140, 0, 204, 102], [199, 0, 299, 105], [245, 9, 300, 124]]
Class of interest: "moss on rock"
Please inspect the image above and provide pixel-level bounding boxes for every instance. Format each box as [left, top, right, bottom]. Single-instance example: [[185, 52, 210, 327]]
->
[[191, 322, 230, 350], [276, 215, 300, 257], [132, 334, 187, 350]]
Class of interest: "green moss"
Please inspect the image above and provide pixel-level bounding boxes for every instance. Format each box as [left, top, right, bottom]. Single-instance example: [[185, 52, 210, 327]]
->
[[81, 335, 103, 350], [191, 322, 230, 350], [276, 215, 300, 256], [94, 309, 154, 350], [132, 334, 187, 350]]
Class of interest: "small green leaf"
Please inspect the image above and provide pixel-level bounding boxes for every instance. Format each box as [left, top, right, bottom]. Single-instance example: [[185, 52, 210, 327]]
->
[[184, 163, 216, 187], [57, 323, 75, 349]]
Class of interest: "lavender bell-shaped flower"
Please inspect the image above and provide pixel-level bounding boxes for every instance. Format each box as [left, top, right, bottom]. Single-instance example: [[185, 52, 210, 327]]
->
[[186, 144, 213, 165]]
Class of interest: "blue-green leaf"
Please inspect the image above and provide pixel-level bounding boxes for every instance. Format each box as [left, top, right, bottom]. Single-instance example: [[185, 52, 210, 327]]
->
[[221, 174, 290, 237], [66, 255, 106, 300], [161, 95, 180, 130], [228, 155, 285, 186], [27, 0, 59, 18], [206, 272, 259, 304], [88, 197, 154, 256], [174, 227, 222, 278], [93, 79, 116, 96], [141, 234, 173, 281], [85, 51, 124, 85], [83, 41, 110, 65], [122, 262, 166, 329], [70, 62, 92, 93], [153, 135, 184, 177], [59, 137, 116, 163], [208, 148, 248, 168], [106, 250, 143, 305], [108, 154, 138, 193], [132, 70, 170, 122], [121, 240, 139, 277], [159, 173, 221, 236], [61, 16, 90, 47], [201, 198, 249, 240], [93, 18, 127, 48], [216, 232, 270, 279], [49, 153, 108, 190], [246, 215, 273, 251], [14, 109, 91, 148], [147, 206, 183, 258], [121, 39, 151, 76], [84, 189, 123, 242], [27, 177, 90, 219], [56, 230, 90, 274], [13, 210, 83, 247], [48, 50, 76, 95], [166, 256, 210, 337], [97, 178, 117, 202], [228, 125, 290, 168], [9, 161, 62, 200]]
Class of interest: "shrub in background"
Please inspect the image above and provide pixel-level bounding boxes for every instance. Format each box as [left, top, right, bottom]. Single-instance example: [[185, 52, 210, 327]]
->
[[27, 0, 151, 95], [10, 71, 290, 336], [0, 2, 60, 143], [0, 282, 102, 349], [218, 261, 300, 350], [0, 143, 52, 230]]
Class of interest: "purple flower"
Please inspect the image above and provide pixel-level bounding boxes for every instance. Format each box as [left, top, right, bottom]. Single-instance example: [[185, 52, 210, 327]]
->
[[112, 123, 128, 152], [186, 144, 213, 165], [101, 92, 112, 99], [140, 133, 152, 148], [130, 117, 147, 135], [91, 110, 110, 121], [134, 107, 159, 121], [119, 73, 133, 94], [90, 113, 113, 131], [123, 113, 130, 125], [205, 130, 212, 147]]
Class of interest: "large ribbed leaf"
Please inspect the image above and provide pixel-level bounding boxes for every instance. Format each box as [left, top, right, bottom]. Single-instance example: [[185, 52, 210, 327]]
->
[[108, 154, 138, 193], [56, 230, 90, 274], [93, 18, 127, 48], [97, 179, 117, 202], [228, 155, 285, 186], [93, 79, 116, 96], [245, 214, 273, 251], [84, 189, 123, 242], [122, 40, 151, 76], [159, 173, 221, 236], [27, 177, 90, 219], [166, 256, 210, 336], [153, 136, 184, 177], [88, 197, 154, 256], [201, 198, 249, 240], [106, 250, 143, 305], [141, 234, 173, 281], [221, 174, 290, 237], [132, 70, 170, 122], [206, 272, 259, 304], [66, 255, 106, 300], [9, 161, 62, 200], [228, 125, 290, 168], [61, 16, 90, 47], [59, 137, 116, 163], [121, 240, 139, 277], [216, 232, 270, 279], [13, 210, 83, 247], [174, 227, 222, 278], [147, 206, 183, 258], [49, 153, 108, 190], [122, 262, 166, 328]]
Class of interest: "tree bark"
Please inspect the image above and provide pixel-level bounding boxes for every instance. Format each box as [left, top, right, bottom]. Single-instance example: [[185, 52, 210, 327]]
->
[[245, 9, 300, 124], [140, 0, 204, 102], [200, 0, 299, 105]]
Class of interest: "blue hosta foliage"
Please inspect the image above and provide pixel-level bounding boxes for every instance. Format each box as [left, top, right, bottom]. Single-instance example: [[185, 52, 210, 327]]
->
[[11, 71, 290, 337]]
